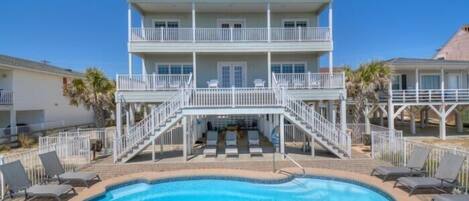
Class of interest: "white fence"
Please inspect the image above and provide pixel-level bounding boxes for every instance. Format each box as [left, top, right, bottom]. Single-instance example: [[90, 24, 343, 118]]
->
[[0, 135, 91, 198], [371, 133, 469, 193], [131, 27, 330, 42], [117, 74, 193, 91], [44, 128, 115, 155], [383, 89, 469, 103], [0, 91, 12, 105], [273, 73, 345, 89], [347, 123, 403, 145]]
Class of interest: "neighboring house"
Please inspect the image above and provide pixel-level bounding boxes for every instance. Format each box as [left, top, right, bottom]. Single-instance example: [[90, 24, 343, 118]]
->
[[434, 25, 469, 60], [114, 0, 349, 163], [376, 58, 469, 139], [0, 55, 95, 135]]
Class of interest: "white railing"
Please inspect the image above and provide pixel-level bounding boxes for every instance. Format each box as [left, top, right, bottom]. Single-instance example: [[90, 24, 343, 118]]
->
[[285, 124, 308, 143], [273, 72, 345, 89], [271, 27, 330, 41], [185, 87, 281, 108], [0, 91, 12, 105], [114, 92, 184, 162], [371, 133, 469, 193], [131, 27, 330, 42], [117, 74, 193, 91], [384, 89, 469, 103], [47, 128, 115, 155], [272, 75, 351, 157], [0, 135, 90, 192], [347, 123, 403, 145]]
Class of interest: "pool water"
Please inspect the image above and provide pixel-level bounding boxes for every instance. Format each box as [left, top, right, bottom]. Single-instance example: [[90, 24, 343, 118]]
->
[[94, 177, 393, 201]]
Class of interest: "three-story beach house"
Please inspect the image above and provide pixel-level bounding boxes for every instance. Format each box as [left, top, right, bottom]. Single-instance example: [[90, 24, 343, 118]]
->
[[114, 0, 349, 163]]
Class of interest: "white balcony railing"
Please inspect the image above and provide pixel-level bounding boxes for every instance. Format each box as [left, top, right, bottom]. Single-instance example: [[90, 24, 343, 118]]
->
[[0, 90, 12, 105], [131, 27, 330, 42], [383, 89, 469, 103], [273, 73, 345, 89], [117, 74, 193, 91]]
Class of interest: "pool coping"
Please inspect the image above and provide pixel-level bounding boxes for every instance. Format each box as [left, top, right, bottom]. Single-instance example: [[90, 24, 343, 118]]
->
[[72, 168, 420, 201]]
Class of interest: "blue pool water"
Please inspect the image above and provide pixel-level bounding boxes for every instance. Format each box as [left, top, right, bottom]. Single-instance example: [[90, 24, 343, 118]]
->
[[93, 177, 393, 201]]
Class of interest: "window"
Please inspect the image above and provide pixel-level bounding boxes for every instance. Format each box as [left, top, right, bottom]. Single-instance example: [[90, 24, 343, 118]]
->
[[271, 63, 307, 74], [391, 75, 401, 90], [157, 64, 192, 75], [153, 20, 179, 28], [283, 20, 308, 28], [420, 74, 440, 89]]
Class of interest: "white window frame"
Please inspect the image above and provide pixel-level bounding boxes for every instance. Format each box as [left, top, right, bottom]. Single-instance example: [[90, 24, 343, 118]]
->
[[155, 62, 193, 75], [281, 19, 309, 27], [419, 73, 441, 89], [271, 62, 307, 73], [391, 74, 402, 90], [216, 19, 246, 28], [217, 61, 248, 87], [152, 19, 181, 28]]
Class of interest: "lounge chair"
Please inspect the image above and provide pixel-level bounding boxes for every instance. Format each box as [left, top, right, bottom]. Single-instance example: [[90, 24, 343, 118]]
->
[[0, 160, 76, 200], [371, 146, 431, 181], [39, 151, 100, 187], [248, 130, 263, 156], [253, 79, 265, 88], [394, 153, 466, 196], [207, 80, 219, 88], [225, 131, 238, 157], [432, 194, 469, 201], [203, 131, 218, 157]]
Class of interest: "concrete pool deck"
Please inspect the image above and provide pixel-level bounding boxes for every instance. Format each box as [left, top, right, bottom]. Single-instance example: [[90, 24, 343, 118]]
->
[[72, 168, 422, 201]]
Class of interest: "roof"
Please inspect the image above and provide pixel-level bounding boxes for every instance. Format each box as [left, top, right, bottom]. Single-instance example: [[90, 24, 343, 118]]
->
[[385, 57, 469, 70], [0, 55, 83, 77], [0, 54, 84, 77], [433, 24, 469, 59]]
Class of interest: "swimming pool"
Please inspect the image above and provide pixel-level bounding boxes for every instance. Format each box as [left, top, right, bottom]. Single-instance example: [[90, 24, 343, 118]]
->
[[92, 177, 394, 201]]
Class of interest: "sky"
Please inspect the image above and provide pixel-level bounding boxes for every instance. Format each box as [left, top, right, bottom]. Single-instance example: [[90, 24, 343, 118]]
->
[[0, 0, 468, 77]]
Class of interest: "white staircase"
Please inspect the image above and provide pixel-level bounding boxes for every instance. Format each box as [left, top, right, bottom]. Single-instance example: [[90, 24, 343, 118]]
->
[[114, 84, 351, 162], [113, 92, 186, 163], [273, 76, 351, 159]]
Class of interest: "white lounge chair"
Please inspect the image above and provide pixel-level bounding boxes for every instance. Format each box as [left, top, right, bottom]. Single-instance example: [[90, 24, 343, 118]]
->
[[248, 130, 263, 156], [207, 80, 219, 88], [253, 79, 265, 88], [225, 131, 238, 157], [203, 131, 218, 157]]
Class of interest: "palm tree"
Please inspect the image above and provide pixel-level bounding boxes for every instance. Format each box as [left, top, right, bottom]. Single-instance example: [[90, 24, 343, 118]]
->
[[346, 61, 391, 142], [64, 68, 115, 128]]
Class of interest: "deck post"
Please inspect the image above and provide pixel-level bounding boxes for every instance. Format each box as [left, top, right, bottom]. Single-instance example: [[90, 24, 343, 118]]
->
[[439, 105, 447, 140], [152, 139, 155, 161], [311, 137, 315, 158], [280, 114, 285, 155], [455, 109, 464, 133], [441, 68, 445, 102], [116, 101, 122, 137], [379, 109, 384, 126], [182, 116, 188, 161], [415, 68, 419, 102], [387, 79, 395, 130], [129, 104, 135, 126], [192, 1, 196, 43], [125, 106, 130, 135], [267, 51, 272, 87], [9, 108, 16, 136], [267, 2, 271, 43], [420, 108, 426, 128], [193, 52, 197, 85], [410, 109, 416, 135], [364, 100, 370, 135]]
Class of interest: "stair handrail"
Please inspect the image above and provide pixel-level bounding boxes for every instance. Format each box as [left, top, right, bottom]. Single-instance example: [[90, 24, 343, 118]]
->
[[272, 74, 351, 157]]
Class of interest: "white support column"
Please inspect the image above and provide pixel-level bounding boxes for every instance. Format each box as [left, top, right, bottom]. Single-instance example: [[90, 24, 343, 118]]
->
[[311, 137, 315, 158], [125, 107, 130, 135], [192, 1, 196, 43], [193, 52, 197, 86], [364, 102, 370, 135], [441, 68, 445, 101], [128, 3, 132, 42], [9, 109, 16, 135], [328, 0, 333, 74], [340, 96, 347, 135], [328, 52, 333, 75], [142, 57, 147, 76], [387, 81, 395, 130], [129, 104, 135, 126], [379, 109, 384, 126], [415, 68, 419, 102], [328, 101, 336, 125], [280, 114, 285, 154], [267, 2, 271, 43], [455, 109, 464, 133], [152, 139, 155, 161], [420, 108, 426, 128], [267, 51, 272, 87], [439, 105, 446, 140], [143, 104, 148, 118], [182, 116, 188, 161], [128, 53, 133, 76], [410, 108, 416, 135], [116, 101, 122, 136]]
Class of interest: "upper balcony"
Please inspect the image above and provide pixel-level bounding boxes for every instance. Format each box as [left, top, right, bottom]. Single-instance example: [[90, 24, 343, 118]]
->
[[128, 0, 332, 53]]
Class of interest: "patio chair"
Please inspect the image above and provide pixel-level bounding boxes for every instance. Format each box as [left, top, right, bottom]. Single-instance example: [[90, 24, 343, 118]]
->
[[432, 194, 469, 201], [203, 131, 218, 157], [253, 79, 265, 88], [207, 80, 219, 88], [225, 131, 238, 157], [38, 151, 100, 188], [248, 130, 263, 156], [371, 146, 431, 181], [394, 153, 466, 196], [0, 160, 76, 200]]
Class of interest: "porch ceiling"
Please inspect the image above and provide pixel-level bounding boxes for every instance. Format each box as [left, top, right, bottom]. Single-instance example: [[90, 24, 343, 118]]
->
[[132, 1, 329, 14]]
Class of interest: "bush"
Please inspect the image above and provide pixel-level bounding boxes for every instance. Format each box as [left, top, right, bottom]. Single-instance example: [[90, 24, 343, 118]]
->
[[0, 145, 11, 153], [18, 133, 35, 148]]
